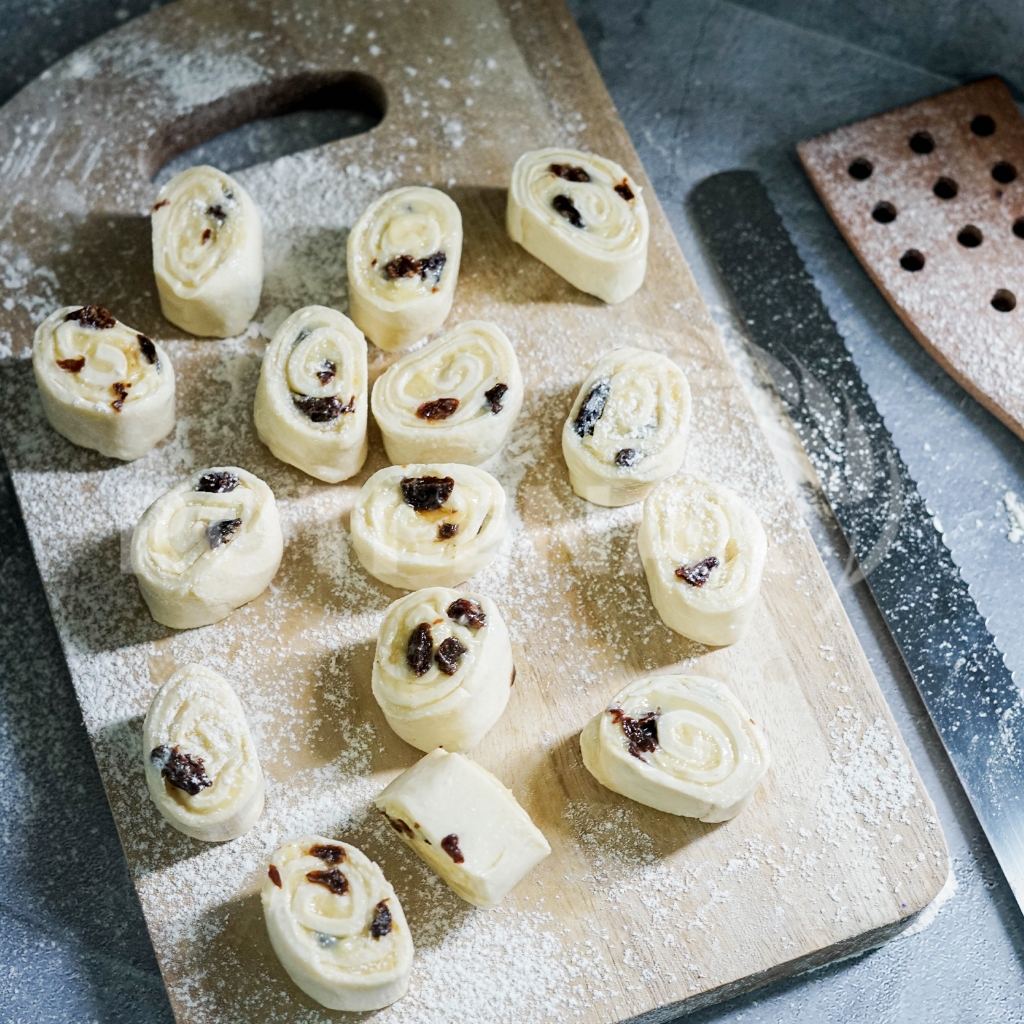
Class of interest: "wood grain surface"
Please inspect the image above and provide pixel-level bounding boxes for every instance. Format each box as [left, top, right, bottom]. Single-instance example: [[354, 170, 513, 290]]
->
[[0, 1, 948, 1022], [799, 76, 1024, 443]]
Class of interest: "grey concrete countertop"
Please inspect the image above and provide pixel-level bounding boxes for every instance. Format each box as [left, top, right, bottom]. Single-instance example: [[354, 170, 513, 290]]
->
[[2, 1, 1024, 1021]]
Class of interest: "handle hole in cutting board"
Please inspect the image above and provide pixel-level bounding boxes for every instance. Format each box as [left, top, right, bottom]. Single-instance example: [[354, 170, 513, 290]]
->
[[148, 72, 386, 185]]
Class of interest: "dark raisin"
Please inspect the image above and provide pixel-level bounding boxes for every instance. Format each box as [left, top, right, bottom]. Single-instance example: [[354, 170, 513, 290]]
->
[[615, 448, 638, 467], [386, 814, 415, 838], [56, 357, 85, 373], [573, 379, 611, 437], [418, 251, 447, 280], [370, 900, 393, 939], [608, 707, 660, 759], [196, 471, 238, 493], [416, 397, 460, 420], [111, 381, 130, 412], [435, 636, 467, 675], [675, 556, 720, 587], [437, 522, 459, 540], [66, 305, 116, 330], [309, 843, 347, 864], [549, 162, 591, 182], [306, 868, 349, 896], [152, 198, 170, 212], [614, 179, 634, 201], [484, 382, 508, 414], [447, 597, 486, 628], [201, 228, 212, 244], [440, 834, 465, 863], [316, 360, 336, 385], [384, 253, 421, 279], [552, 193, 584, 228], [207, 204, 227, 223], [292, 394, 355, 422], [137, 335, 158, 364], [400, 475, 454, 511], [150, 744, 212, 795], [268, 864, 282, 887], [206, 518, 242, 548], [407, 623, 433, 676]]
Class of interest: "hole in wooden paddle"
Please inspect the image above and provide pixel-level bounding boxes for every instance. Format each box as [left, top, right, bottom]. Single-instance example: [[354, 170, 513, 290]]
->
[[848, 157, 873, 180], [933, 177, 958, 200], [992, 161, 1017, 184], [900, 249, 925, 272], [971, 114, 996, 136], [872, 202, 897, 223], [148, 72, 386, 183], [957, 225, 983, 248], [1013, 218, 1024, 239], [992, 289, 1016, 312], [909, 131, 934, 154]]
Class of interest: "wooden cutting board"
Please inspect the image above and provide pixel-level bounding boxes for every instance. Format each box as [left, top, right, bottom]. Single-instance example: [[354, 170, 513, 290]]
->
[[799, 77, 1024, 443], [0, 1, 948, 1022]]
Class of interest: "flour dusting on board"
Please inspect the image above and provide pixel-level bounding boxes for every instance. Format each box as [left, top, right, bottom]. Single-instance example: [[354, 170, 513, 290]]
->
[[0, 0, 948, 1021]]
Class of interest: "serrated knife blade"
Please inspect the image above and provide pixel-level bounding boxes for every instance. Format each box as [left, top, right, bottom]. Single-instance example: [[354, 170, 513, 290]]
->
[[690, 169, 1024, 910]]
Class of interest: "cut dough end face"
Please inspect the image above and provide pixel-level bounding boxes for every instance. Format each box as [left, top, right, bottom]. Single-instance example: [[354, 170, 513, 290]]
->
[[151, 165, 264, 337], [262, 836, 413, 1011], [638, 474, 767, 646], [253, 304, 369, 482], [142, 663, 264, 842], [32, 305, 176, 460], [507, 147, 649, 304], [581, 674, 770, 822], [375, 748, 550, 908], [347, 186, 463, 351], [372, 587, 514, 751], [130, 465, 284, 629], [562, 346, 691, 507], [371, 319, 524, 465], [350, 462, 507, 590]]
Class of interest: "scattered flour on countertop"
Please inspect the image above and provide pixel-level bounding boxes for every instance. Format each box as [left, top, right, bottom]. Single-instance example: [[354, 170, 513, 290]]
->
[[1005, 491, 1024, 544]]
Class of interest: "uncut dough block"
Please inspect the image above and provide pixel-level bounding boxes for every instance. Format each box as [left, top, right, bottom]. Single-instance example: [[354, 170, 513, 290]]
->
[[375, 748, 551, 908], [799, 76, 1024, 444], [0, 2, 949, 1022]]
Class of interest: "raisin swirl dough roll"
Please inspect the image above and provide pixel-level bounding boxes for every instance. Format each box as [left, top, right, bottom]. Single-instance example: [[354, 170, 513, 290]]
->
[[151, 165, 263, 338], [506, 147, 649, 304], [253, 305, 368, 482], [371, 320, 523, 465], [372, 588, 513, 752], [142, 663, 264, 841], [580, 674, 770, 822], [638, 474, 767, 646], [32, 305, 175, 461], [131, 467, 284, 629], [263, 836, 413, 1011], [346, 186, 463, 351], [351, 464, 507, 590], [562, 347, 691, 507]]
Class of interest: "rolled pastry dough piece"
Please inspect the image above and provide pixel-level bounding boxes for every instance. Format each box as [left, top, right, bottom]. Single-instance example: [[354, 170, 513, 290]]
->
[[151, 165, 263, 337], [262, 836, 413, 1011], [32, 305, 175, 461], [375, 748, 550, 908], [561, 347, 691, 507], [580, 674, 769, 822], [347, 186, 463, 351], [253, 305, 368, 482], [506, 147, 648, 304], [372, 588, 513, 752], [371, 320, 523, 466], [142, 663, 264, 841], [131, 466, 284, 629], [350, 463, 507, 590], [637, 474, 766, 646]]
